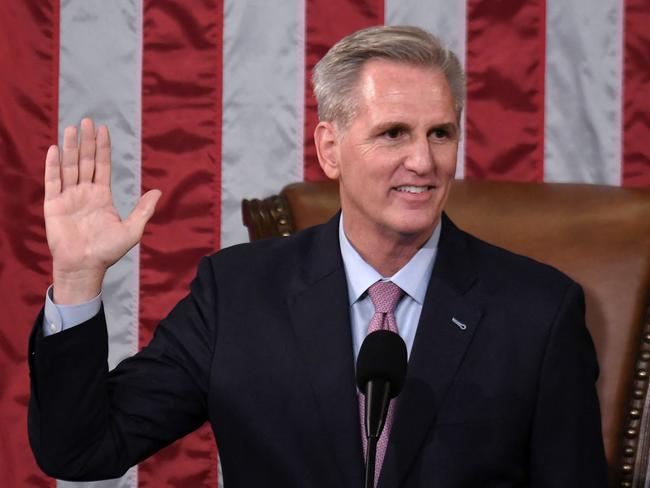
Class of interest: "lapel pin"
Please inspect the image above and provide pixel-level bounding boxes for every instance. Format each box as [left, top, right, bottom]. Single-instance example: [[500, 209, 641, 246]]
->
[[451, 317, 467, 330]]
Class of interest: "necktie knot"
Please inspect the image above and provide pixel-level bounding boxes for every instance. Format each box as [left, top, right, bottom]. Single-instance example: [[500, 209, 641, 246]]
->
[[367, 280, 403, 314]]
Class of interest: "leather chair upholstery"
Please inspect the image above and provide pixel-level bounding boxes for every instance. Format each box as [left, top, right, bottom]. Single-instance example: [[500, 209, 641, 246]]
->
[[242, 179, 650, 487]]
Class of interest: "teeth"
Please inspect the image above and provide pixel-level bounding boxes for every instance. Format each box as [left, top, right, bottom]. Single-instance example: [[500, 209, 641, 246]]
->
[[396, 185, 428, 194]]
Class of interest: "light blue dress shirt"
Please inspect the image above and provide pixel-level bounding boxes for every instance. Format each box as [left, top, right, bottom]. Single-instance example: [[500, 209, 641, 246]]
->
[[338, 217, 440, 362], [43, 217, 440, 353], [43, 286, 102, 336]]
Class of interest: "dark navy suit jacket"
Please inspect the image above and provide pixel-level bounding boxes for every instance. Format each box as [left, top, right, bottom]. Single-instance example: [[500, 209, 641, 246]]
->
[[29, 214, 607, 487]]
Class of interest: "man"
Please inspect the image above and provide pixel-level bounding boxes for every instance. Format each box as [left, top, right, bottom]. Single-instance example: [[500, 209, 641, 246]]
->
[[29, 26, 607, 486]]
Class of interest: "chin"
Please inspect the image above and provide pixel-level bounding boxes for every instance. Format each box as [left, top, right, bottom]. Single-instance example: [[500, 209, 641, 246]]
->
[[385, 216, 438, 240]]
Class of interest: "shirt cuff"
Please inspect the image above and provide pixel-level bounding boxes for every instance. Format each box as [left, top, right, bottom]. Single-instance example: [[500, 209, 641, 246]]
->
[[43, 285, 103, 337]]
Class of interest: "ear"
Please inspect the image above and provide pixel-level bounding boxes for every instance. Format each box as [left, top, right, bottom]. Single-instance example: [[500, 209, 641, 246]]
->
[[314, 121, 340, 180]]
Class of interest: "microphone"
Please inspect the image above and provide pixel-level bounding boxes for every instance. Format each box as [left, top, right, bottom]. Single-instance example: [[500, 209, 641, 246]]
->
[[356, 330, 407, 488]]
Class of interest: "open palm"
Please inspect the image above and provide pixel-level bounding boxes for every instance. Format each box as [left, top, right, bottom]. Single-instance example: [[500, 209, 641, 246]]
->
[[44, 118, 160, 303]]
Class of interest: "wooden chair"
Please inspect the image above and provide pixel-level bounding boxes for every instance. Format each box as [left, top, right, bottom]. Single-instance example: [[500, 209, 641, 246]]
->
[[242, 179, 650, 487]]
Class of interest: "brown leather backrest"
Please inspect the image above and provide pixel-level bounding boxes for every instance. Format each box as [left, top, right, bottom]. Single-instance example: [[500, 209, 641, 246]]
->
[[242, 179, 650, 485]]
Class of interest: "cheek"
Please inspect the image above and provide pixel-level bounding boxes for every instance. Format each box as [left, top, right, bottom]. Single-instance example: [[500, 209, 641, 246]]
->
[[435, 147, 458, 173], [343, 156, 390, 185]]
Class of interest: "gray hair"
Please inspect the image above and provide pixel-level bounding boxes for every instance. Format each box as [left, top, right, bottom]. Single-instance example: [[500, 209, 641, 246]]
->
[[312, 25, 465, 128]]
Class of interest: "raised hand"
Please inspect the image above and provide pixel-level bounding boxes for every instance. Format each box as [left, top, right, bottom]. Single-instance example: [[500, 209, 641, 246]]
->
[[44, 118, 161, 304]]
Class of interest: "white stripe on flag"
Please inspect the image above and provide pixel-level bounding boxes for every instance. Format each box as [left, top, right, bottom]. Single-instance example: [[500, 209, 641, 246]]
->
[[385, 0, 467, 180], [221, 0, 305, 248], [544, 0, 623, 185], [57, 0, 142, 487]]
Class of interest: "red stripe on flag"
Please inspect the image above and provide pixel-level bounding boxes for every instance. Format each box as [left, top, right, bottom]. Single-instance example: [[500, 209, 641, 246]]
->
[[139, 0, 223, 486], [622, 0, 650, 188], [303, 0, 384, 181], [0, 1, 59, 486], [464, 0, 546, 182]]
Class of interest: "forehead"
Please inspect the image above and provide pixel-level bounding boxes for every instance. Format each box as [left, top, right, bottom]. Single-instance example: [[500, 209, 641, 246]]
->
[[350, 60, 456, 124]]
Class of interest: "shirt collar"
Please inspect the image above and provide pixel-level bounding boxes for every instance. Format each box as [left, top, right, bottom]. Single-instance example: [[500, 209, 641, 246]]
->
[[338, 215, 440, 306]]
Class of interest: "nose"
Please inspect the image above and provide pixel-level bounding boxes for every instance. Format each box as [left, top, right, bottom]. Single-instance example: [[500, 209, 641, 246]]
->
[[403, 136, 434, 175]]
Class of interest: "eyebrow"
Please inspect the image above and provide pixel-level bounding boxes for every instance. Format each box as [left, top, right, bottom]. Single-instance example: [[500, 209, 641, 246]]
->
[[374, 120, 459, 137], [373, 121, 410, 133], [373, 120, 459, 136]]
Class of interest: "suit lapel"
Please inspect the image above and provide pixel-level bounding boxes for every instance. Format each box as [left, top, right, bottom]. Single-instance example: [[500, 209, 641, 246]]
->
[[380, 214, 484, 487], [288, 215, 365, 488]]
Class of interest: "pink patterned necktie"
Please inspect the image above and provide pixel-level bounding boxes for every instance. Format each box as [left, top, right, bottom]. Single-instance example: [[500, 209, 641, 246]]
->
[[359, 280, 404, 486]]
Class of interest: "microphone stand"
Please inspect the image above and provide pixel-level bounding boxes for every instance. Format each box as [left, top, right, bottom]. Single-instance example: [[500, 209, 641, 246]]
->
[[363, 379, 391, 488], [365, 435, 378, 488]]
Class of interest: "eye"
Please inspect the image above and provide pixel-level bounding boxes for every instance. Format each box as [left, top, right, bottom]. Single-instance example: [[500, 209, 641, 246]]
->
[[383, 127, 404, 139], [431, 128, 449, 140]]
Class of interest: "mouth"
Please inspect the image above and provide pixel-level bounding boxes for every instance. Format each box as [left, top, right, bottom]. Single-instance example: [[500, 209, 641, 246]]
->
[[394, 185, 433, 194]]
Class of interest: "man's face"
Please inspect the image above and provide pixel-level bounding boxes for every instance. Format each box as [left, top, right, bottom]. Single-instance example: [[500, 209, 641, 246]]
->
[[317, 60, 459, 247]]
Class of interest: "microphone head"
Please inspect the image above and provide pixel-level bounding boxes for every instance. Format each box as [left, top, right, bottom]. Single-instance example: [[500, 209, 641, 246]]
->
[[356, 330, 407, 398]]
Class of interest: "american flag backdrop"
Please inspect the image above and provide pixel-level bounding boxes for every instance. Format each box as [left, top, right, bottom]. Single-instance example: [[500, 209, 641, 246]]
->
[[1, 0, 649, 487]]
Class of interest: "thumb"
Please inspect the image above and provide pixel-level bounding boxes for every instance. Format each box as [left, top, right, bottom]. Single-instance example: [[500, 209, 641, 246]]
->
[[124, 189, 162, 243]]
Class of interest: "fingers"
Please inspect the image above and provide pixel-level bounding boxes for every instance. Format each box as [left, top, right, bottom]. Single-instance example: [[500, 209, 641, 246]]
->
[[94, 125, 112, 187], [78, 118, 96, 183], [44, 145, 62, 201], [61, 125, 79, 190], [58, 118, 110, 192], [124, 189, 162, 244]]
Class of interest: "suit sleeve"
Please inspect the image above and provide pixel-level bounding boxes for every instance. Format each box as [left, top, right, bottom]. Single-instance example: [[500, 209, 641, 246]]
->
[[28, 257, 218, 481], [529, 282, 608, 487]]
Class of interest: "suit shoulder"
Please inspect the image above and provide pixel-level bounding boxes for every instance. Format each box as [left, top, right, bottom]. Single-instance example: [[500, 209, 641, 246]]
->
[[448, 226, 585, 338], [459, 227, 578, 298], [202, 223, 326, 278]]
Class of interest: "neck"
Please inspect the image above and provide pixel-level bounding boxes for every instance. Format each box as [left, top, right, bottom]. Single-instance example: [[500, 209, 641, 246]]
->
[[343, 219, 434, 277]]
